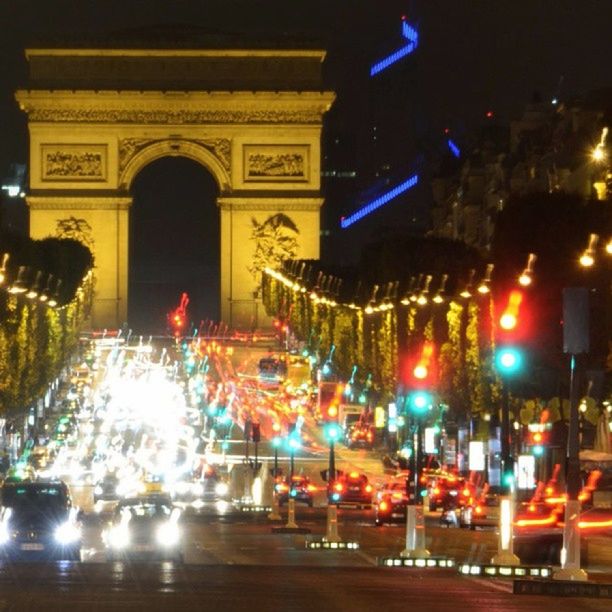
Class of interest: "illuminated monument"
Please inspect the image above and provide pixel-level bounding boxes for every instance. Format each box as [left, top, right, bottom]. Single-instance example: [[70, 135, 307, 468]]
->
[[16, 41, 335, 329]]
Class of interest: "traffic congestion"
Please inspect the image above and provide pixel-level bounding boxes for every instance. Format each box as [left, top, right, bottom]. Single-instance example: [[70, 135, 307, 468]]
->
[[0, 333, 610, 565]]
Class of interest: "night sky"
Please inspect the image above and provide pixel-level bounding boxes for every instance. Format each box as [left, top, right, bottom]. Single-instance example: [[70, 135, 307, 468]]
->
[[1, 0, 610, 328]]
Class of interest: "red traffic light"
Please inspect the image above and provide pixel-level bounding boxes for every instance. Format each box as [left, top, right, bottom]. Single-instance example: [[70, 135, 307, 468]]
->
[[402, 341, 437, 388]]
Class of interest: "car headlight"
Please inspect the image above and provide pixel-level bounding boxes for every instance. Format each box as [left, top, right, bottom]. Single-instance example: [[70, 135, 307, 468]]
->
[[0, 523, 10, 545], [55, 521, 81, 544], [192, 483, 204, 497], [156, 523, 180, 547], [107, 526, 130, 549], [94, 485, 103, 495], [176, 482, 191, 495], [215, 482, 229, 497]]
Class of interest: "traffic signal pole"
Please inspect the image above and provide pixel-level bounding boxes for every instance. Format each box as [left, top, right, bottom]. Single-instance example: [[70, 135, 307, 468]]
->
[[401, 418, 430, 559], [554, 288, 589, 582], [491, 379, 520, 565]]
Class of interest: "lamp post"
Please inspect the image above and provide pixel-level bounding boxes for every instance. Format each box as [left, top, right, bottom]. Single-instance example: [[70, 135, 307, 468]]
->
[[554, 287, 590, 581]]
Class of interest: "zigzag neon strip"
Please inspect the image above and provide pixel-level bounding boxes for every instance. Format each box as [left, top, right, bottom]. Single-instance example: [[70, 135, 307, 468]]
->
[[447, 139, 461, 158], [370, 17, 419, 76], [340, 174, 419, 229]]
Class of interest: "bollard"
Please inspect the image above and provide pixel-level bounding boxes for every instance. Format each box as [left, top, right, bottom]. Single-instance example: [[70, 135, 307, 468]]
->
[[491, 495, 520, 565], [401, 505, 431, 558], [285, 498, 298, 529], [324, 503, 341, 543], [268, 492, 282, 521]]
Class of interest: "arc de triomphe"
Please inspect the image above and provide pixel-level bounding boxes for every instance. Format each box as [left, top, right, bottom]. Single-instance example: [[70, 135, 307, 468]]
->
[[16, 46, 335, 329]]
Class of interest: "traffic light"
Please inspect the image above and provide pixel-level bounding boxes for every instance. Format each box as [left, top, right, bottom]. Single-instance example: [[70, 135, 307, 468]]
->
[[402, 342, 436, 414], [409, 390, 433, 414], [402, 341, 437, 388], [527, 424, 549, 456], [495, 289, 526, 377], [168, 292, 189, 337], [251, 422, 261, 444]]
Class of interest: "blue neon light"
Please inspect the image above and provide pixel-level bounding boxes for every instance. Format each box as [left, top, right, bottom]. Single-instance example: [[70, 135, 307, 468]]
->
[[340, 174, 419, 229], [447, 139, 460, 158], [371, 18, 419, 76]]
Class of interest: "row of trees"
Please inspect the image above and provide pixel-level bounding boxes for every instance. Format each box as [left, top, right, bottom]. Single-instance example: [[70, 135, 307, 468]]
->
[[0, 233, 93, 418], [262, 192, 610, 434]]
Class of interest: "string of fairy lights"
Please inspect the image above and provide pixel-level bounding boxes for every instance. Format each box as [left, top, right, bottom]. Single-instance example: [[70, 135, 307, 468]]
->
[[264, 233, 611, 316], [0, 251, 93, 311]]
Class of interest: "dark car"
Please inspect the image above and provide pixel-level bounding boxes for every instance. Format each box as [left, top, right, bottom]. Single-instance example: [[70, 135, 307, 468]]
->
[[103, 497, 183, 562], [346, 424, 374, 450], [375, 479, 415, 526], [275, 475, 316, 507], [93, 473, 121, 503], [459, 486, 500, 529], [328, 471, 373, 507], [428, 475, 474, 511], [0, 480, 82, 561]]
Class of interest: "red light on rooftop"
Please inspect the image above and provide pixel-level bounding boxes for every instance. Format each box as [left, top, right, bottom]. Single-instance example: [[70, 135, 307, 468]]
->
[[486, 110, 494, 118]]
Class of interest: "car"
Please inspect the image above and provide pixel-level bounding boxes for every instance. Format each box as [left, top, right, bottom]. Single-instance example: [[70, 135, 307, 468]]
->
[[275, 475, 316, 507], [459, 486, 500, 529], [427, 474, 474, 512], [103, 496, 183, 562], [170, 464, 230, 503], [346, 424, 374, 450], [328, 471, 373, 507], [374, 478, 415, 526], [93, 472, 121, 503], [0, 480, 82, 561]]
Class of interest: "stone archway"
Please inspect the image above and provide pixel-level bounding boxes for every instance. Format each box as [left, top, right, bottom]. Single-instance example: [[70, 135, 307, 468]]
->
[[16, 48, 335, 329]]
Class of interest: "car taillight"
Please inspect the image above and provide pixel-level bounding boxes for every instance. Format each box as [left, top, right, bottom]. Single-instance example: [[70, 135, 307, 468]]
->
[[365, 484, 372, 493], [475, 506, 483, 515], [392, 492, 403, 500], [307, 484, 317, 492], [379, 501, 389, 512], [433, 487, 440, 495], [462, 488, 470, 496], [367, 432, 373, 440], [334, 483, 343, 492]]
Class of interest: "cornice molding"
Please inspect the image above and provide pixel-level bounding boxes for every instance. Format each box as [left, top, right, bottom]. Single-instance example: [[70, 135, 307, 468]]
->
[[217, 196, 323, 211], [27, 196, 132, 210], [15, 90, 335, 125]]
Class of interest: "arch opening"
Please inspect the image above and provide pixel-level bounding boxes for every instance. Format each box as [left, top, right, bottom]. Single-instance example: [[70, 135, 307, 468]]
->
[[128, 156, 220, 334]]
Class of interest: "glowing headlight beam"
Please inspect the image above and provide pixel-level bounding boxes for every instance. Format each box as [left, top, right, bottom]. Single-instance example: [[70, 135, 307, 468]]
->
[[371, 17, 419, 76], [340, 174, 418, 229]]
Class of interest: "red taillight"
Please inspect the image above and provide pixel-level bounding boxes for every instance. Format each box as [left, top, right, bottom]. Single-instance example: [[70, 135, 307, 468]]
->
[[307, 484, 317, 492], [365, 484, 372, 493], [334, 483, 343, 492], [462, 488, 470, 496], [379, 501, 389, 511], [475, 506, 483, 515], [433, 487, 440, 495], [392, 492, 403, 500]]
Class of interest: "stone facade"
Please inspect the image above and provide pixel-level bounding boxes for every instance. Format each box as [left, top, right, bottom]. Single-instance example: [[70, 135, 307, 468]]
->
[[16, 48, 335, 329]]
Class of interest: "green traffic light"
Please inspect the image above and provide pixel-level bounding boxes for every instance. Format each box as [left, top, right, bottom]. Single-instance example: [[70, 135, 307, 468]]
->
[[409, 391, 432, 413], [495, 347, 523, 375], [325, 423, 341, 442]]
